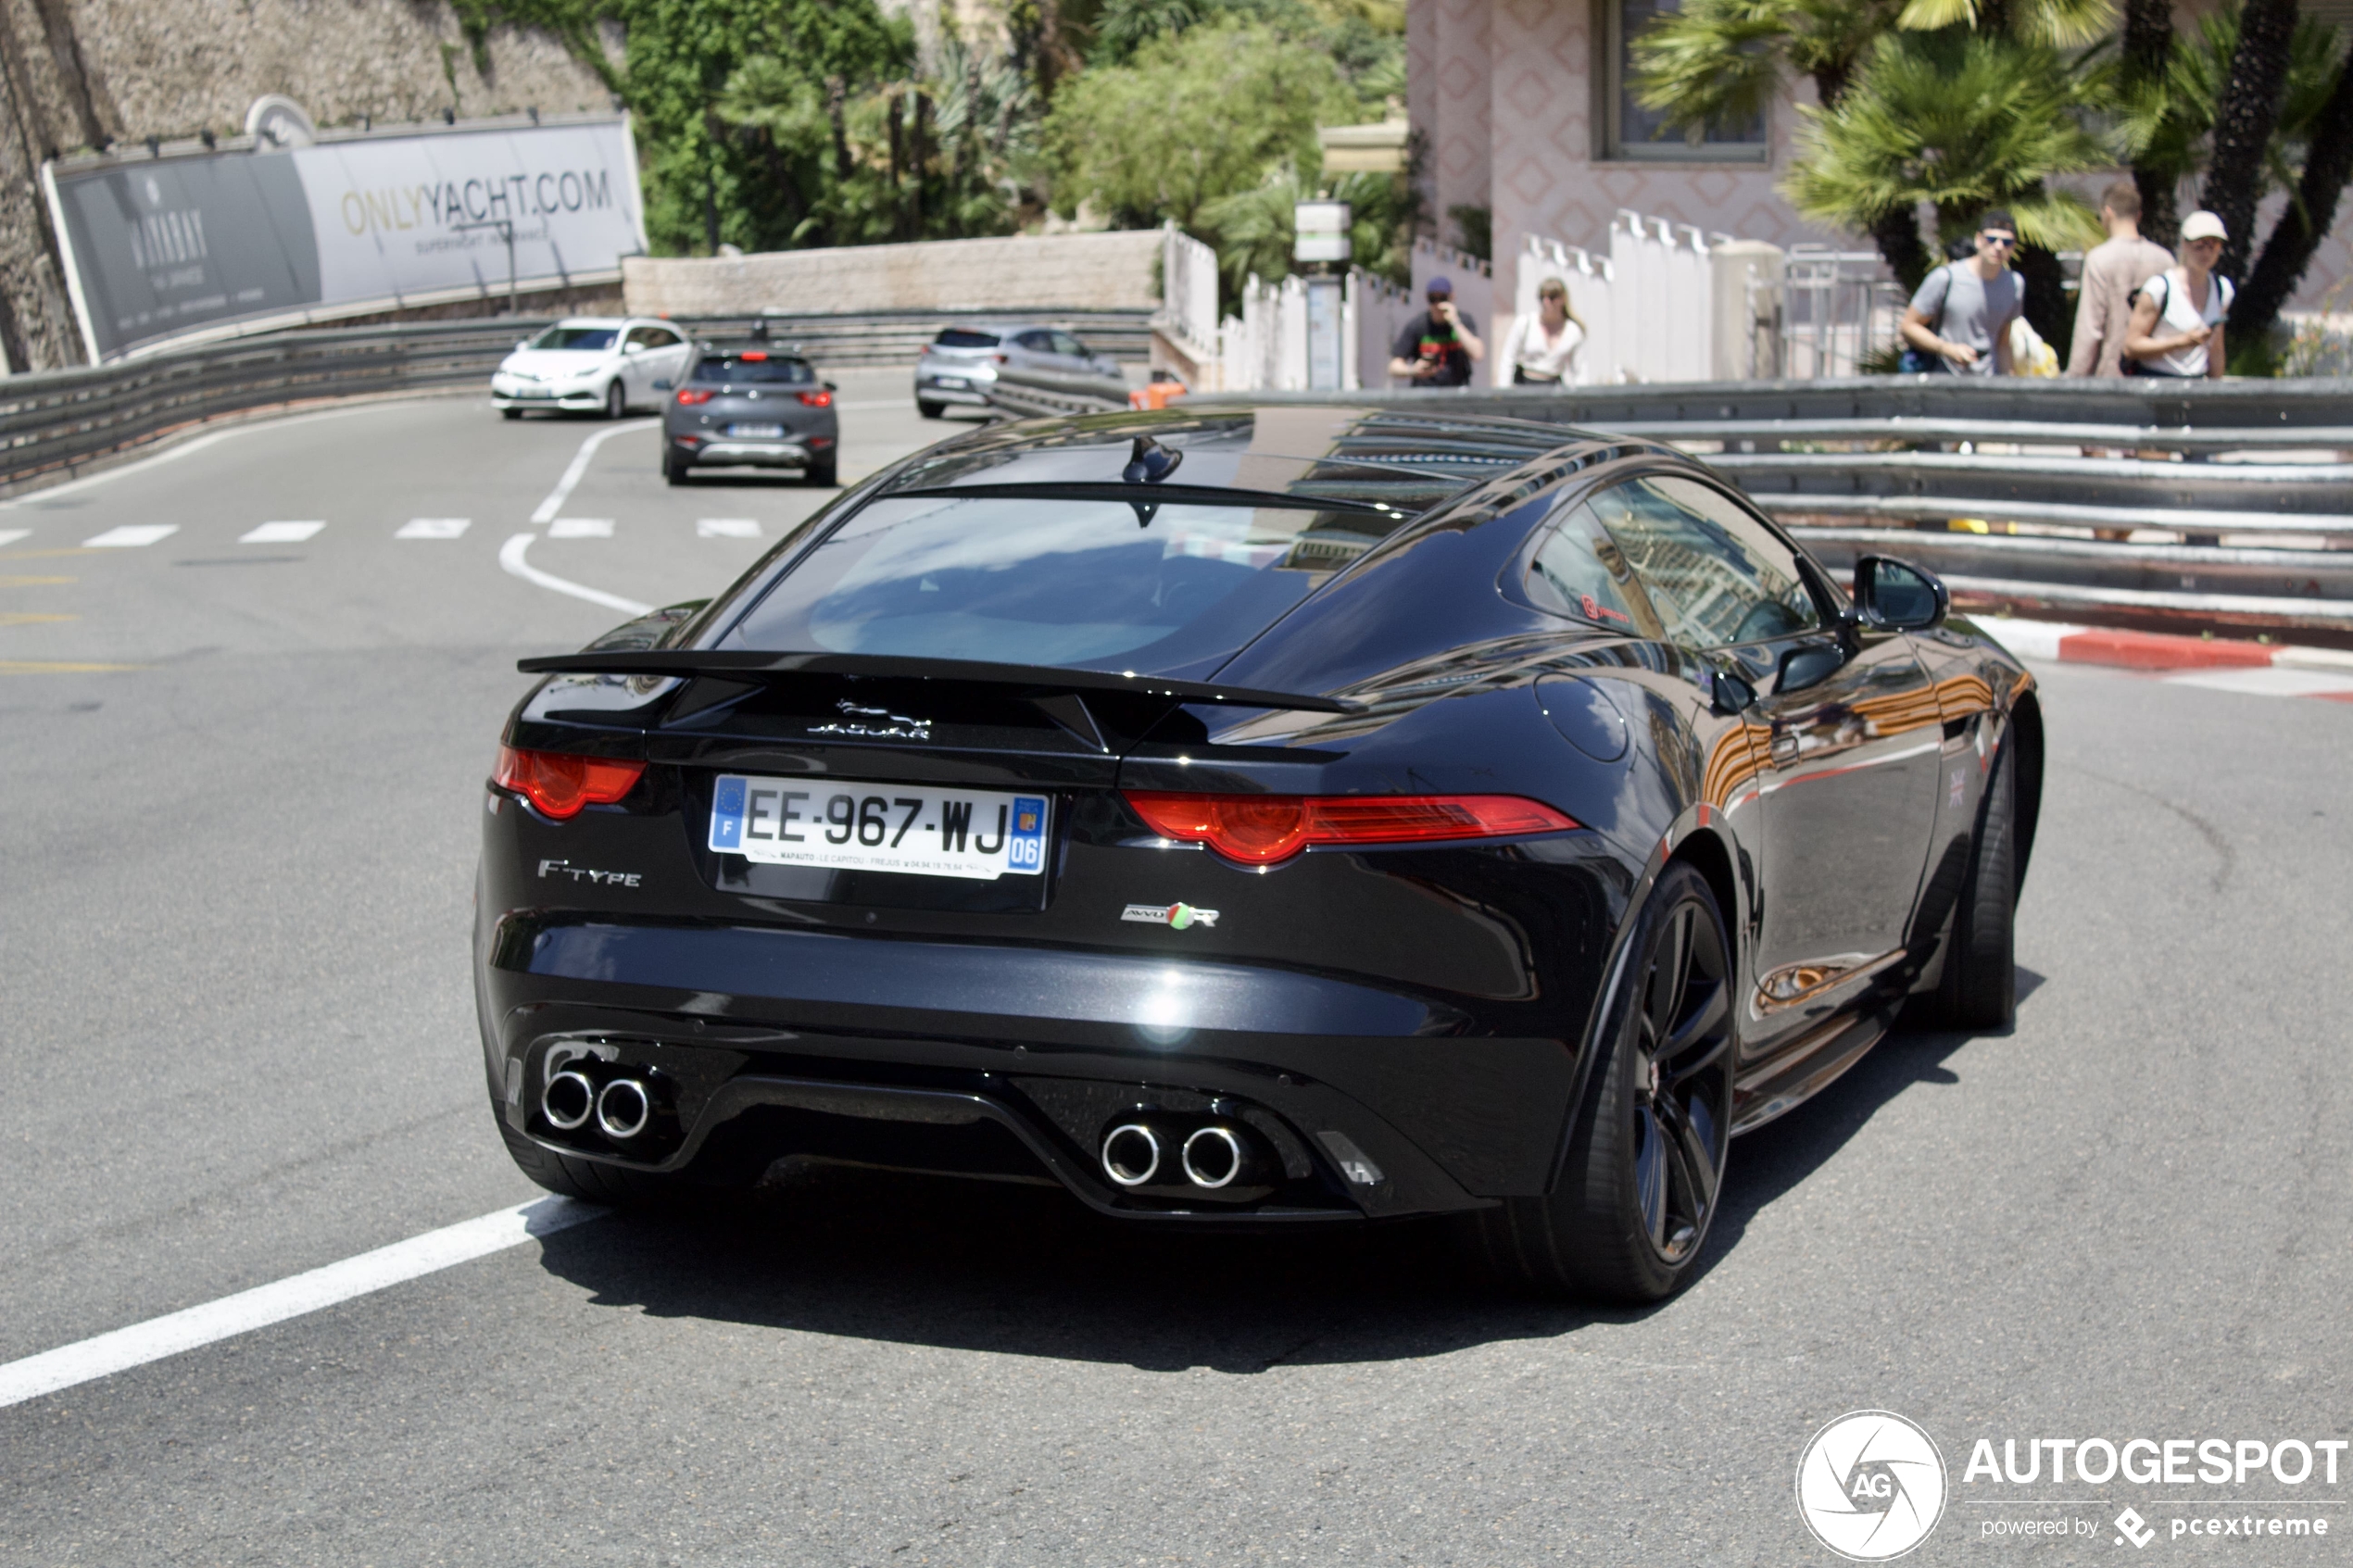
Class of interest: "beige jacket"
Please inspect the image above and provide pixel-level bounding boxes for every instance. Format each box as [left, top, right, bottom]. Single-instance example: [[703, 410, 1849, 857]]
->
[[2067, 235, 2175, 377]]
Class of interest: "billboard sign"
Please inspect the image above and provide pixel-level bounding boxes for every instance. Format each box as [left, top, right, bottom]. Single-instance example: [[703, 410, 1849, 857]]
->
[[45, 117, 645, 361]]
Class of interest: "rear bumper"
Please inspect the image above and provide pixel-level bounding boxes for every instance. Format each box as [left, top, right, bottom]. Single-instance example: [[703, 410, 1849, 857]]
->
[[475, 914, 1582, 1222]]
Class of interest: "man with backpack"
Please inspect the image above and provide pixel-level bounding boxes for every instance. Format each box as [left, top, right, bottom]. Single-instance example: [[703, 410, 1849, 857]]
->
[[1897, 211, 2025, 375]]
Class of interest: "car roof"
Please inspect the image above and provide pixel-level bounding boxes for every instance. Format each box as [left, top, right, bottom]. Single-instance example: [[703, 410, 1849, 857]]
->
[[875, 406, 1682, 520]]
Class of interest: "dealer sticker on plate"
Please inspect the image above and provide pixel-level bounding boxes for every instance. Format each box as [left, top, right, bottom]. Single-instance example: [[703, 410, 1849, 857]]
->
[[710, 775, 1049, 880]]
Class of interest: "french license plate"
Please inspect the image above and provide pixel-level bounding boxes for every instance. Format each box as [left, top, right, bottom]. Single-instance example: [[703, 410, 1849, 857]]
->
[[727, 422, 786, 438], [513, 387, 552, 398], [934, 376, 967, 388], [710, 776, 1050, 881]]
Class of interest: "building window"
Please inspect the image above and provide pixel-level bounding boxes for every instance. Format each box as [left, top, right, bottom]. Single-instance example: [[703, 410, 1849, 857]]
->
[[1601, 0, 1768, 162]]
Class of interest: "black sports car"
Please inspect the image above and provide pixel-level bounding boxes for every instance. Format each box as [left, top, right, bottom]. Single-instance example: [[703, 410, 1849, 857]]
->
[[475, 407, 2043, 1302]]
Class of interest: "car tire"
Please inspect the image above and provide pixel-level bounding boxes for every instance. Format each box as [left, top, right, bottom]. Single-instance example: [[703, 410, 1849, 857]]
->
[[501, 408, 522, 420], [494, 1109, 690, 1206], [805, 457, 837, 487], [1468, 861, 1734, 1304], [604, 380, 626, 420], [662, 449, 688, 486], [1938, 740, 2018, 1030], [918, 399, 945, 420]]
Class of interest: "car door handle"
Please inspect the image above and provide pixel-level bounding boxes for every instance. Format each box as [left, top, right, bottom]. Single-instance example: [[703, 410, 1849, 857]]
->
[[1770, 733, 1800, 762]]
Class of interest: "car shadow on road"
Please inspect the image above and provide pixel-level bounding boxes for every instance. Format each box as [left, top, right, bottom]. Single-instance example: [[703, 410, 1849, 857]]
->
[[531, 970, 2043, 1373]]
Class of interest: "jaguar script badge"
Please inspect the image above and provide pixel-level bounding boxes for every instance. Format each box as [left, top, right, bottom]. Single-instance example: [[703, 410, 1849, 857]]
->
[[810, 699, 933, 741]]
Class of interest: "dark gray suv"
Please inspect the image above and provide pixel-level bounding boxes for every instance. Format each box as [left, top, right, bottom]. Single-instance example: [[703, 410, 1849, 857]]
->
[[660, 345, 840, 486]]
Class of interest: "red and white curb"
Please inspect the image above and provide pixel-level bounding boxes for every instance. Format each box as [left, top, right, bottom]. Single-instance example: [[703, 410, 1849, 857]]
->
[[1986, 618, 2353, 700]]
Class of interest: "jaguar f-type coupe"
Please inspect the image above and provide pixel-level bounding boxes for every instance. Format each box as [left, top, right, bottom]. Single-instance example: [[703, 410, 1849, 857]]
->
[[475, 407, 2043, 1302]]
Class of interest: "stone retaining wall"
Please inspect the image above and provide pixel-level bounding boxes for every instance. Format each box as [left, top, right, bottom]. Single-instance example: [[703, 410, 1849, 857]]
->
[[624, 231, 1166, 318]]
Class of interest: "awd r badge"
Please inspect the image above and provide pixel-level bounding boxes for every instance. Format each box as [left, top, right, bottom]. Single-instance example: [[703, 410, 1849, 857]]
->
[[1123, 902, 1219, 930]]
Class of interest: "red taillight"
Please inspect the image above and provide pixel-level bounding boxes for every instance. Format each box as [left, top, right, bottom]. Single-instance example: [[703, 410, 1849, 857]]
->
[[494, 746, 646, 820], [797, 389, 833, 408], [739, 350, 768, 361], [1124, 792, 1578, 866], [674, 387, 714, 406]]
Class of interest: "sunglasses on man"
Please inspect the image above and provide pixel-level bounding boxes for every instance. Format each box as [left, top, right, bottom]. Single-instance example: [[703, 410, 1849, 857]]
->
[[1979, 232, 2018, 248]]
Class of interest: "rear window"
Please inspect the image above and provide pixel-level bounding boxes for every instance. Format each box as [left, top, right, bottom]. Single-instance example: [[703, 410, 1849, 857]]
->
[[531, 326, 617, 351], [691, 355, 815, 383], [932, 330, 1000, 348], [724, 495, 1402, 671]]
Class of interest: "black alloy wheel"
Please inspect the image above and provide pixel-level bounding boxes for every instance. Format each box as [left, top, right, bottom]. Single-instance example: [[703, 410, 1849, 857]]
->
[[604, 380, 627, 420], [1938, 740, 2018, 1029], [1472, 861, 1735, 1303]]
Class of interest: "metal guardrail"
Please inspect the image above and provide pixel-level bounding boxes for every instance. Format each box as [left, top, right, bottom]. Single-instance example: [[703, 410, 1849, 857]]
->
[[0, 307, 1153, 495], [997, 376, 2353, 635]]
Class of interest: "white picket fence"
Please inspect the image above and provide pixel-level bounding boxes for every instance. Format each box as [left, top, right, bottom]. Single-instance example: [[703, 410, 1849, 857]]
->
[[1153, 210, 1884, 391]]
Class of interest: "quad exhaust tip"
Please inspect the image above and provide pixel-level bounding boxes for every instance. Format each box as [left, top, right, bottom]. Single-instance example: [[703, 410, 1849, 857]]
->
[[1180, 1124, 1243, 1189], [1101, 1123, 1161, 1186], [596, 1078, 653, 1141], [542, 1070, 596, 1132]]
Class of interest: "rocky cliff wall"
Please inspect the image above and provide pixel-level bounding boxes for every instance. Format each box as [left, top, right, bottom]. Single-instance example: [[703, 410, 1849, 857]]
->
[[0, 0, 611, 370]]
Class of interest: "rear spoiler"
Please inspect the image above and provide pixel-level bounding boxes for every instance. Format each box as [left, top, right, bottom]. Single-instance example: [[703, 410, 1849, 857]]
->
[[514, 649, 1360, 714]]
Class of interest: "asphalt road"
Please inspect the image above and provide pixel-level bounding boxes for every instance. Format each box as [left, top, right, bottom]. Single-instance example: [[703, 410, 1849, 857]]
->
[[2, 382, 2347, 1566]]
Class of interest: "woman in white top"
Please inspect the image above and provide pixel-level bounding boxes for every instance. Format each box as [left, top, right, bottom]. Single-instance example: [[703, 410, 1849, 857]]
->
[[2123, 209, 2231, 379], [1500, 276, 1585, 387]]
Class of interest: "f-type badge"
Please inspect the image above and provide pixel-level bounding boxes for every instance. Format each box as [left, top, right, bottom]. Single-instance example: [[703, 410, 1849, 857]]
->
[[1122, 901, 1219, 930]]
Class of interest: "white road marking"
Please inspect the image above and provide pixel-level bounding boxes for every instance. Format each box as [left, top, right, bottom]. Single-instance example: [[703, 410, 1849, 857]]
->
[[2165, 667, 2353, 698], [0, 1197, 602, 1410], [531, 420, 658, 523], [0, 400, 424, 509], [241, 521, 324, 544], [547, 517, 614, 538], [698, 518, 761, 538], [499, 532, 652, 616], [0, 529, 30, 547], [397, 517, 471, 540], [83, 524, 178, 548]]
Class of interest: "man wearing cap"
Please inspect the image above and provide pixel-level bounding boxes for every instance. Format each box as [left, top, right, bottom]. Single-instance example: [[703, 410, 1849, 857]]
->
[[1898, 210, 2026, 375], [1389, 277, 1485, 386]]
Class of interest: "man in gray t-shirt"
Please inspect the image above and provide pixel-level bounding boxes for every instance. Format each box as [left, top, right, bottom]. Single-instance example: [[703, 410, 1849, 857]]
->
[[1899, 210, 2026, 375]]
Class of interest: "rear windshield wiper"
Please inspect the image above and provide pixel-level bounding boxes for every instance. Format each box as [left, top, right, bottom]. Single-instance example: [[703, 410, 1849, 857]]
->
[[881, 482, 1392, 516], [514, 649, 1360, 713]]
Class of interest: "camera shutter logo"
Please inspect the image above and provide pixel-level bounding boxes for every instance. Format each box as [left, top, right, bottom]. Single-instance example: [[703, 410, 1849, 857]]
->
[[1795, 1411, 1947, 1561]]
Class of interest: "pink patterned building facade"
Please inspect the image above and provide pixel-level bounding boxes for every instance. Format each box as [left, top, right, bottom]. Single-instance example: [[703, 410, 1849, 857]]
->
[[1408, 0, 2353, 320]]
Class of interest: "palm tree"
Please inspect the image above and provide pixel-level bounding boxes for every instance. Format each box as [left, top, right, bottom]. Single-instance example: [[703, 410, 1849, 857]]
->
[[2201, 0, 2302, 281], [1635, 0, 2110, 286], [1781, 29, 2108, 333]]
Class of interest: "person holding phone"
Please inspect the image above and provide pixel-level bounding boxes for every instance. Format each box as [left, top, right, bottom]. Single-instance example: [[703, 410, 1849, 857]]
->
[[1389, 277, 1485, 386], [2122, 210, 2231, 379]]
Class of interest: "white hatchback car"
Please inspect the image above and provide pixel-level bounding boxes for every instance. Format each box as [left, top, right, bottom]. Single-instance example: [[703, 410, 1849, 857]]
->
[[491, 318, 694, 420]]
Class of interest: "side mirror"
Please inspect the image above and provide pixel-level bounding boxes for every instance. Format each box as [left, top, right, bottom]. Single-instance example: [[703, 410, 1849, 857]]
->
[[824, 381, 838, 391], [1706, 664, 1758, 716], [651, 378, 672, 392], [1853, 555, 1949, 632], [624, 341, 645, 354], [1778, 643, 1845, 694]]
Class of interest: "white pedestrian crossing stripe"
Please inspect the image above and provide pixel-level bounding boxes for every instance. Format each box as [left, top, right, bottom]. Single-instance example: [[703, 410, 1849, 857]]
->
[[83, 525, 178, 548], [547, 518, 613, 538], [241, 521, 324, 544], [0, 529, 29, 548], [396, 518, 470, 540], [698, 518, 761, 539]]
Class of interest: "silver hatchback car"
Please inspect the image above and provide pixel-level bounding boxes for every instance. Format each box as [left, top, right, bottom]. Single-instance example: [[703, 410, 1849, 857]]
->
[[914, 323, 1127, 419]]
